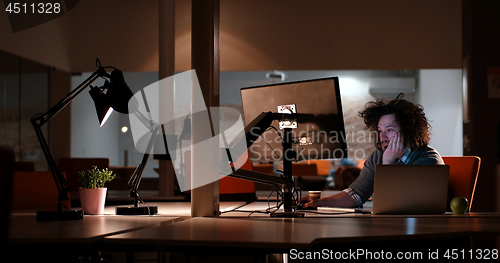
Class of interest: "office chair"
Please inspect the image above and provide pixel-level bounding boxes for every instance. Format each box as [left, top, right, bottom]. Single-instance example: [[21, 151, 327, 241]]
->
[[356, 159, 366, 170], [333, 166, 361, 190], [0, 146, 14, 243], [183, 150, 257, 202], [12, 171, 72, 210], [442, 156, 481, 212], [13, 161, 35, 171], [220, 153, 256, 202]]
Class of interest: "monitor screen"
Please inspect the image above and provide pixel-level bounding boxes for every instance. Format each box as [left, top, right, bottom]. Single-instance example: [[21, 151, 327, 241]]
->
[[240, 76, 348, 163]]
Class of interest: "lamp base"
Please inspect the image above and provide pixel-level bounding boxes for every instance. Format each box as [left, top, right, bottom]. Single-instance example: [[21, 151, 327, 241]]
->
[[270, 211, 305, 218], [36, 209, 84, 221], [115, 206, 158, 215]]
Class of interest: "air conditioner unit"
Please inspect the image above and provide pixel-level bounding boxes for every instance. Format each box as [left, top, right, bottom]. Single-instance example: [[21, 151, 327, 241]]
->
[[368, 77, 415, 94]]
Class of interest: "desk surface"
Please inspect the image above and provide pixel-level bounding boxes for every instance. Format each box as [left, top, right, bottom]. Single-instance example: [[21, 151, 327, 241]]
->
[[11, 201, 245, 217], [104, 201, 246, 217], [8, 215, 179, 244], [221, 201, 500, 218], [9, 201, 245, 244], [105, 215, 500, 252]]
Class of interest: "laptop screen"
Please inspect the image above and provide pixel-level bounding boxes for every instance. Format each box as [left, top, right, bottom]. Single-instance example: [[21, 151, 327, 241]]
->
[[372, 165, 449, 215]]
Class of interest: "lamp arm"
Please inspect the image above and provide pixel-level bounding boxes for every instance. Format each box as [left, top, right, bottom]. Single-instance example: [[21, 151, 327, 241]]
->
[[30, 67, 109, 211], [133, 110, 160, 131], [125, 86, 165, 206], [127, 126, 160, 206], [33, 68, 109, 126], [221, 168, 287, 189], [31, 119, 66, 199]]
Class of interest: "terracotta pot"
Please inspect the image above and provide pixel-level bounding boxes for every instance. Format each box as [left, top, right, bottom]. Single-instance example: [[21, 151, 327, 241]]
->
[[78, 187, 107, 215]]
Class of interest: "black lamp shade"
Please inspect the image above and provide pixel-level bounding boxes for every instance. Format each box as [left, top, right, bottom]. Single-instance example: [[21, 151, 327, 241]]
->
[[106, 69, 135, 114], [89, 86, 113, 126]]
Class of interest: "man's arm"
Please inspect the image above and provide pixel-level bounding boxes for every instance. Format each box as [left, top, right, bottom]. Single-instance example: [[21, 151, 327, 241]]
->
[[301, 191, 356, 209]]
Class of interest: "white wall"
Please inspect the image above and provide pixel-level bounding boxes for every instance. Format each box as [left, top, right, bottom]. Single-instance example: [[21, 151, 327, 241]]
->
[[417, 69, 463, 156]]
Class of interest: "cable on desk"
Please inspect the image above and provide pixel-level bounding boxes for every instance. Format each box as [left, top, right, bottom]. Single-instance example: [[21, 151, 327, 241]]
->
[[220, 205, 280, 217], [271, 169, 303, 212], [267, 184, 284, 212]]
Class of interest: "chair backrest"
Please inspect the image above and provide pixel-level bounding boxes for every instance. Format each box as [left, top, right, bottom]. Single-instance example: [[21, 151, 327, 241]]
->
[[12, 171, 72, 210], [290, 162, 318, 176], [357, 159, 366, 170], [261, 162, 320, 176], [442, 156, 480, 211], [333, 166, 361, 190], [13, 161, 35, 171], [183, 151, 256, 198], [306, 160, 331, 176], [0, 146, 14, 243], [220, 153, 255, 195], [252, 163, 275, 174], [58, 158, 109, 191]]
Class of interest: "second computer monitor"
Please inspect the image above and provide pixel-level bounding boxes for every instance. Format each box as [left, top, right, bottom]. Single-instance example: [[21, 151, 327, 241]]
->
[[240, 76, 348, 163]]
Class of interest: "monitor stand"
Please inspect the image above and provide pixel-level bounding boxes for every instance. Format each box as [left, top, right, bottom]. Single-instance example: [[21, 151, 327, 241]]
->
[[269, 127, 304, 218]]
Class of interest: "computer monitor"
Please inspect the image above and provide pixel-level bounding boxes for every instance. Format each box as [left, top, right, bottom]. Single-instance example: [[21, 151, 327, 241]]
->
[[240, 76, 348, 163]]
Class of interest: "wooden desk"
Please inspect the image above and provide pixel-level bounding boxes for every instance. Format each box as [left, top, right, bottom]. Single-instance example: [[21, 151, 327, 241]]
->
[[104, 201, 246, 217], [9, 215, 178, 244], [11, 201, 246, 217], [7, 202, 245, 261], [8, 215, 179, 262], [221, 200, 371, 217], [104, 215, 500, 259]]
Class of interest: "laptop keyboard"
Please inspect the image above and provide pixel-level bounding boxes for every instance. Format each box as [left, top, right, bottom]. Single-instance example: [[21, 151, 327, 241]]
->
[[317, 207, 372, 214]]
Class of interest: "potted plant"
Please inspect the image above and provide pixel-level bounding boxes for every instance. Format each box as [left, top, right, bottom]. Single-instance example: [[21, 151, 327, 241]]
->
[[78, 166, 116, 215]]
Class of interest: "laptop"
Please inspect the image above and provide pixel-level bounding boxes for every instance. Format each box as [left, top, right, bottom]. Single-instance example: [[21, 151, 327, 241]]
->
[[371, 165, 450, 215]]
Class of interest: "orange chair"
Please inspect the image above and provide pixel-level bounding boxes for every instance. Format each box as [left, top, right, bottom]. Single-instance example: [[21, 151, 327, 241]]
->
[[12, 171, 72, 210], [306, 160, 331, 176], [13, 161, 35, 171], [219, 152, 256, 201], [442, 156, 480, 212], [333, 166, 361, 190], [250, 163, 277, 191], [183, 151, 256, 201], [356, 159, 366, 170], [1, 146, 14, 243], [252, 163, 275, 174], [290, 162, 318, 176]]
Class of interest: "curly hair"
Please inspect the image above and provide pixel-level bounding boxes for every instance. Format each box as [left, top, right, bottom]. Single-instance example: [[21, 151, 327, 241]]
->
[[358, 93, 431, 151]]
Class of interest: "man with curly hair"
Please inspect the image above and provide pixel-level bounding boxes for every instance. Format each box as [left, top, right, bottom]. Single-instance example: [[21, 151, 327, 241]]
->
[[301, 93, 444, 208]]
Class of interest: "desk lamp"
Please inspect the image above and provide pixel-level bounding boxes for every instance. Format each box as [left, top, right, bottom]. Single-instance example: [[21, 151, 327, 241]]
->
[[31, 58, 134, 221]]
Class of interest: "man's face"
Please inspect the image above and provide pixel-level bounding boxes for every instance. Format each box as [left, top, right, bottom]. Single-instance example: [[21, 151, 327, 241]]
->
[[378, 113, 401, 151]]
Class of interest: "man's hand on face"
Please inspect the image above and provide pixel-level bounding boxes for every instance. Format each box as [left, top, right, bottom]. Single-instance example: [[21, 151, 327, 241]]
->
[[382, 132, 408, 164]]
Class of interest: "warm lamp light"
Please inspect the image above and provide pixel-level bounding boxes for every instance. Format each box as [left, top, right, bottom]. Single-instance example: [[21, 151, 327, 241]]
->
[[100, 108, 114, 127], [89, 85, 112, 127], [89, 68, 135, 127]]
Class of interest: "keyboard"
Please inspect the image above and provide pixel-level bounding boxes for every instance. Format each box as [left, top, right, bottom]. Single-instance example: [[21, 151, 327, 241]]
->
[[317, 207, 371, 214]]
